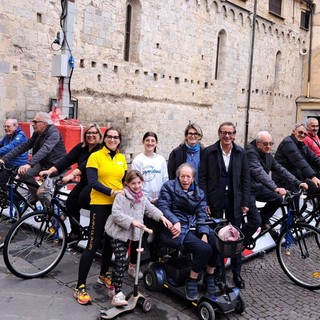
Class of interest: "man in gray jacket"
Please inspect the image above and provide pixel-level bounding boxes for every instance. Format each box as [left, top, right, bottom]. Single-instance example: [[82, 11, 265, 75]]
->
[[246, 131, 308, 230], [0, 112, 66, 201]]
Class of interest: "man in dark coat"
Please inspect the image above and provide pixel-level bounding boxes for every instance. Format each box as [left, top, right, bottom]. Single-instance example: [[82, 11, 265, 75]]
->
[[274, 124, 320, 193], [246, 131, 308, 229], [0, 112, 66, 200], [199, 122, 260, 289]]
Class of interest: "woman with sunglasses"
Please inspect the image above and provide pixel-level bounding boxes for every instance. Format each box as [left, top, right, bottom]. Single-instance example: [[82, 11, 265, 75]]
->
[[39, 123, 103, 242], [274, 123, 320, 193], [73, 127, 127, 305], [167, 123, 204, 182]]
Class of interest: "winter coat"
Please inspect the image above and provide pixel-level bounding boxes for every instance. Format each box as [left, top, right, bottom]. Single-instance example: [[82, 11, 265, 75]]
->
[[105, 188, 163, 242], [0, 126, 28, 167], [157, 179, 210, 246], [274, 134, 320, 182], [246, 140, 301, 194], [198, 141, 251, 220], [2, 124, 66, 170], [167, 143, 204, 180]]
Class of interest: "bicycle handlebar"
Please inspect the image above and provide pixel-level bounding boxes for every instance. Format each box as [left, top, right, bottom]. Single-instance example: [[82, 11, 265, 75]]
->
[[0, 163, 19, 175]]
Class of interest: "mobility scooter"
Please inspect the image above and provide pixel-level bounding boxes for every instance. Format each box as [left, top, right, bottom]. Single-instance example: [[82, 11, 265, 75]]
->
[[143, 218, 246, 320]]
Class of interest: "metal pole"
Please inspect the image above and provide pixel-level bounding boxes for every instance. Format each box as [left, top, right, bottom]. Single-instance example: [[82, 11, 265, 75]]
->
[[56, 0, 75, 119], [244, 0, 257, 147]]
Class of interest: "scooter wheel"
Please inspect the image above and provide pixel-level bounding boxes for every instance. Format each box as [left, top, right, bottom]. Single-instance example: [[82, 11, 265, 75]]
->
[[198, 301, 215, 320], [142, 298, 152, 312], [235, 292, 246, 314]]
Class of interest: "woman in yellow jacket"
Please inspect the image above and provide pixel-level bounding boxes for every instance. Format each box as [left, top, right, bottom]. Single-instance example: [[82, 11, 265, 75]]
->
[[74, 127, 127, 305]]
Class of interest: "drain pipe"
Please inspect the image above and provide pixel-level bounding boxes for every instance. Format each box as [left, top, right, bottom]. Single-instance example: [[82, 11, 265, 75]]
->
[[306, 1, 314, 98], [244, 0, 257, 147]]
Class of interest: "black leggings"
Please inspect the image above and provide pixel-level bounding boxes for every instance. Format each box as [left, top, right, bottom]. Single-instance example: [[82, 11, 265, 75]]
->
[[77, 205, 113, 287], [110, 238, 129, 294], [66, 183, 91, 235]]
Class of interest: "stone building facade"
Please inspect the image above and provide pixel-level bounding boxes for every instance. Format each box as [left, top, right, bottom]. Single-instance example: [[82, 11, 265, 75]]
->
[[0, 0, 317, 160]]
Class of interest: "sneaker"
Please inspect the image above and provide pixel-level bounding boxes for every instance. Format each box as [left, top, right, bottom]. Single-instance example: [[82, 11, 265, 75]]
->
[[97, 272, 114, 290], [233, 274, 245, 289], [203, 274, 217, 296], [112, 291, 128, 307], [127, 264, 143, 280], [74, 284, 92, 305], [185, 279, 199, 301]]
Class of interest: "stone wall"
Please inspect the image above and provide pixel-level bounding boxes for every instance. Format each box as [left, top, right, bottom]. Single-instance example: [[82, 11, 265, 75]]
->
[[0, 0, 314, 160]]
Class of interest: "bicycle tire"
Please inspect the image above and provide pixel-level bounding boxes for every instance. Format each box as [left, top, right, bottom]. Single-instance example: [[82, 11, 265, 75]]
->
[[276, 222, 320, 290], [3, 210, 67, 279], [0, 202, 21, 250]]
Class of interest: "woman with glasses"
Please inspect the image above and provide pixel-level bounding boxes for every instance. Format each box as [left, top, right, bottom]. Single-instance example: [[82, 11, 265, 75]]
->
[[39, 123, 103, 241], [274, 123, 320, 193], [128, 131, 168, 279], [74, 128, 127, 305], [167, 123, 204, 182]]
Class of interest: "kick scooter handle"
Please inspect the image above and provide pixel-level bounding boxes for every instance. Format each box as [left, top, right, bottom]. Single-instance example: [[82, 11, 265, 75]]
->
[[142, 226, 153, 235]]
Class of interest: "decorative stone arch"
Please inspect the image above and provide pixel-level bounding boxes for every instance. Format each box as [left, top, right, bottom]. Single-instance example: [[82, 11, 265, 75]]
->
[[212, 1, 219, 13], [238, 12, 244, 26], [262, 22, 267, 34], [221, 5, 227, 17], [229, 8, 236, 21], [124, 0, 142, 63]]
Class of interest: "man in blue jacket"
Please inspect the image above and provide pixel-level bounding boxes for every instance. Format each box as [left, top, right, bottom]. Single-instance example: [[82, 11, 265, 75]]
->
[[0, 119, 28, 188], [0, 112, 66, 201]]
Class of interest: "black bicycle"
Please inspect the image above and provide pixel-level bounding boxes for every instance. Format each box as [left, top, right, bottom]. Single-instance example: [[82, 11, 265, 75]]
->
[[245, 189, 320, 290], [0, 165, 39, 249], [3, 176, 88, 279]]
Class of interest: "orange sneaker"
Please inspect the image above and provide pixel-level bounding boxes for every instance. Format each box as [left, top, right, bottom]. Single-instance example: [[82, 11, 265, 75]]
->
[[74, 284, 92, 305]]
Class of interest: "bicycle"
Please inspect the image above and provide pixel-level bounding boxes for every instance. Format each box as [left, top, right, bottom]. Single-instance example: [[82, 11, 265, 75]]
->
[[3, 176, 88, 279], [0, 165, 39, 249], [244, 189, 320, 290]]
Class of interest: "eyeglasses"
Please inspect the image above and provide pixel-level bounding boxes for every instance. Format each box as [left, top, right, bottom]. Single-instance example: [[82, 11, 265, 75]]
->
[[31, 120, 45, 125], [187, 132, 200, 137], [259, 141, 274, 147], [106, 135, 120, 140], [219, 131, 236, 136], [86, 131, 99, 136], [297, 131, 308, 137]]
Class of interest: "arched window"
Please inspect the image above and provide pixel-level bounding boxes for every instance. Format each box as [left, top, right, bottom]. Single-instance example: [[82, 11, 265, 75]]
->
[[215, 30, 227, 80], [274, 51, 282, 90], [124, 1, 141, 63]]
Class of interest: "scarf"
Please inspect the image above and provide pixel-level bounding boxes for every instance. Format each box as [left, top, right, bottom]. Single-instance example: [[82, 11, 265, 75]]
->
[[185, 142, 200, 153], [125, 186, 144, 203]]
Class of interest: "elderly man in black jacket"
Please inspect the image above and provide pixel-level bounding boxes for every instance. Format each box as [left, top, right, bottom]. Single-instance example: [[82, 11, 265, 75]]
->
[[274, 124, 320, 193], [0, 112, 66, 201], [246, 131, 308, 230], [199, 122, 260, 290]]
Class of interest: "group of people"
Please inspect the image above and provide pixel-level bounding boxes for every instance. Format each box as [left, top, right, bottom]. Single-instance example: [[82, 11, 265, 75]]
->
[[1, 113, 320, 307]]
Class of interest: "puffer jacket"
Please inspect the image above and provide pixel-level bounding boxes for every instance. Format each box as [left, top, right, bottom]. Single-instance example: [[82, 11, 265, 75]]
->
[[105, 188, 164, 242], [157, 178, 210, 246], [246, 139, 301, 193], [275, 134, 320, 181], [0, 126, 28, 167]]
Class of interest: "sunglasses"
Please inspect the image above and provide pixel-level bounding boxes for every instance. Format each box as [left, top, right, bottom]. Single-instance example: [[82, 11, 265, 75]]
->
[[297, 131, 308, 137], [31, 120, 45, 125], [259, 141, 274, 147]]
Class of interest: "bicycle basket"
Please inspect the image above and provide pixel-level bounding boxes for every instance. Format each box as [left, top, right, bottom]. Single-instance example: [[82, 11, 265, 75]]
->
[[214, 225, 244, 258]]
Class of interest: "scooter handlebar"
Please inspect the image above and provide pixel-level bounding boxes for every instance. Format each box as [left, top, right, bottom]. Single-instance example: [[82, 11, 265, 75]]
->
[[142, 226, 153, 235]]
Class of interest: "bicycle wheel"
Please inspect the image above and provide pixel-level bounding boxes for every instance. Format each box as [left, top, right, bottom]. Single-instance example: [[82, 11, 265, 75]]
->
[[3, 210, 67, 279], [276, 222, 320, 290], [0, 201, 21, 250]]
